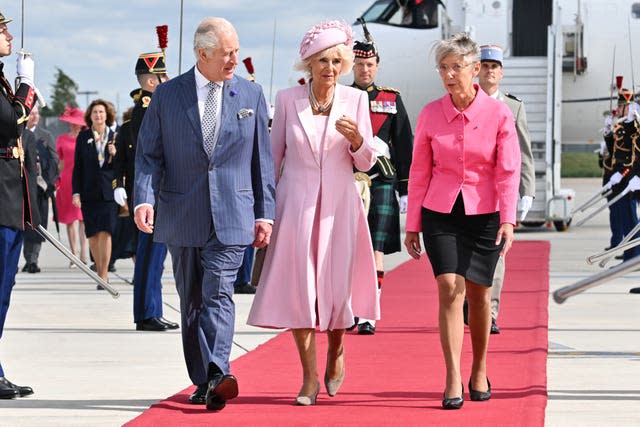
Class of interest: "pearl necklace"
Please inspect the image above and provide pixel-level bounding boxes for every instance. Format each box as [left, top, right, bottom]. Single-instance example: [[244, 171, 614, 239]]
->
[[309, 83, 335, 113]]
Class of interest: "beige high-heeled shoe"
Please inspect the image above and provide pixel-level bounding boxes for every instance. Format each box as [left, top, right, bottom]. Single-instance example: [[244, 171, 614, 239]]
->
[[324, 349, 345, 397], [295, 382, 320, 406]]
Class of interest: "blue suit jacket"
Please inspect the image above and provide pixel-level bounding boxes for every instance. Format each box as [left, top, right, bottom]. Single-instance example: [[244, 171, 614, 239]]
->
[[134, 68, 276, 247]]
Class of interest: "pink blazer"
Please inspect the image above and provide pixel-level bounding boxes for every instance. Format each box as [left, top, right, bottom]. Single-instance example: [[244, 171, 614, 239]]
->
[[406, 85, 521, 231]]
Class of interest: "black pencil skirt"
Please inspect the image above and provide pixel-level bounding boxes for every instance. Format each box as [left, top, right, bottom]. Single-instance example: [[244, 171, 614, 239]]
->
[[421, 193, 503, 287], [81, 200, 118, 238]]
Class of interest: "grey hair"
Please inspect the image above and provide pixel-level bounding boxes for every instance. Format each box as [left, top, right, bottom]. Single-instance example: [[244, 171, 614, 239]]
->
[[433, 32, 480, 65], [193, 17, 236, 56], [294, 43, 355, 79]]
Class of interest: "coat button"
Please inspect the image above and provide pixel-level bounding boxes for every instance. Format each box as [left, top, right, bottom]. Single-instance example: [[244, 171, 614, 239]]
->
[[457, 135, 463, 140]]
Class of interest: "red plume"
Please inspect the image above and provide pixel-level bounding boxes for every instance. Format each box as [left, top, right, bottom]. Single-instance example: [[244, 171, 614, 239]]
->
[[297, 77, 306, 86], [242, 57, 255, 75], [616, 75, 623, 90], [156, 25, 168, 50]]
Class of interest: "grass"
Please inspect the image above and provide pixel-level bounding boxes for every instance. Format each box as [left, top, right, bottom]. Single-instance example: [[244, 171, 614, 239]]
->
[[561, 152, 603, 177]]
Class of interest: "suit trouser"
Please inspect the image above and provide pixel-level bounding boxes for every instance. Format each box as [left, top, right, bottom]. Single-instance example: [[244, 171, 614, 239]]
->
[[22, 241, 41, 264], [0, 226, 23, 377], [133, 231, 168, 323], [234, 246, 255, 286], [168, 229, 245, 386], [490, 255, 505, 319], [610, 192, 640, 261]]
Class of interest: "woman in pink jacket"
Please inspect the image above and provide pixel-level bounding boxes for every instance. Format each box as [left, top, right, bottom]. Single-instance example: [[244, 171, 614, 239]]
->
[[248, 20, 379, 406], [404, 33, 520, 410]]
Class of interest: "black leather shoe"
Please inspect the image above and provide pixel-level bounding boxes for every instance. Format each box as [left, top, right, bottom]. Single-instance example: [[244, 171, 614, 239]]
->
[[206, 373, 238, 411], [96, 284, 105, 290], [0, 381, 18, 399], [490, 318, 501, 334], [463, 300, 469, 325], [346, 317, 359, 331], [136, 317, 170, 331], [0, 377, 33, 397], [357, 322, 376, 335], [108, 263, 116, 272], [469, 378, 491, 401], [21, 263, 31, 273], [188, 383, 208, 404], [234, 283, 257, 294], [442, 384, 464, 409], [28, 263, 40, 273], [630, 287, 640, 294], [90, 263, 97, 271], [158, 317, 179, 329]]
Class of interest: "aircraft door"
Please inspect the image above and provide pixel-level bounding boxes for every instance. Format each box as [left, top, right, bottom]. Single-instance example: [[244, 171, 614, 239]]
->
[[512, 0, 552, 56]]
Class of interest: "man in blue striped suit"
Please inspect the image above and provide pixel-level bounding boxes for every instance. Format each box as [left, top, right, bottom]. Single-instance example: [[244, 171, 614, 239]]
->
[[134, 17, 275, 411]]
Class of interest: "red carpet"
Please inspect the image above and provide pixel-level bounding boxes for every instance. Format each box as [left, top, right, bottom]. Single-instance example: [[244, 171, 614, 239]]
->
[[125, 240, 549, 426]]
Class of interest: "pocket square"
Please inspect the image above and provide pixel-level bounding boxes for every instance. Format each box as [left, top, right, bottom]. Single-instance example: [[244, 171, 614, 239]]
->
[[237, 108, 254, 119]]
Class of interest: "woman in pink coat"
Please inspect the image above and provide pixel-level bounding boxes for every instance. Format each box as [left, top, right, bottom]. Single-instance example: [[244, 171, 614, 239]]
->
[[248, 20, 379, 406], [404, 33, 520, 409], [55, 106, 88, 266]]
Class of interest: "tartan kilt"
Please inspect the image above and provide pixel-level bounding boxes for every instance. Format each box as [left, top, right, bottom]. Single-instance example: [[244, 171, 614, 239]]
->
[[367, 180, 401, 254]]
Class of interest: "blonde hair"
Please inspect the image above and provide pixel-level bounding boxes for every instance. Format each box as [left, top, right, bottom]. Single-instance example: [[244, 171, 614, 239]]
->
[[294, 43, 355, 79]]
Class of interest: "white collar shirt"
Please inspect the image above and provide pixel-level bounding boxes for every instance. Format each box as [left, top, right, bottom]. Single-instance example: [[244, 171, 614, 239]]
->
[[195, 65, 223, 145]]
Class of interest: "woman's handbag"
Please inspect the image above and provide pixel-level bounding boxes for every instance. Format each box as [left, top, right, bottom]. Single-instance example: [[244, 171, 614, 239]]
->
[[250, 247, 267, 286], [354, 172, 372, 214]]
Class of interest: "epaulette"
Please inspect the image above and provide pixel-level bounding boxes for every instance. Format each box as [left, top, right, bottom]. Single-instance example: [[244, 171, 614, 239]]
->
[[141, 95, 151, 109], [504, 92, 522, 102], [375, 85, 400, 94], [129, 88, 142, 102]]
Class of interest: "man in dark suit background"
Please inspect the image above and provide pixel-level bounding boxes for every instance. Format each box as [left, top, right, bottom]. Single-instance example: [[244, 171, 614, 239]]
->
[[134, 17, 275, 411], [22, 105, 59, 273]]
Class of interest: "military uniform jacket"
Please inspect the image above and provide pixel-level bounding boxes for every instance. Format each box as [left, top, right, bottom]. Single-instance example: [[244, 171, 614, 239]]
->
[[0, 62, 39, 230], [604, 117, 638, 189], [114, 89, 152, 214], [498, 91, 536, 198], [353, 83, 413, 196]]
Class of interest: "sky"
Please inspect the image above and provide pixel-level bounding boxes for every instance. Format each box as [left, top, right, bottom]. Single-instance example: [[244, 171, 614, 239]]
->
[[1, 0, 373, 116]]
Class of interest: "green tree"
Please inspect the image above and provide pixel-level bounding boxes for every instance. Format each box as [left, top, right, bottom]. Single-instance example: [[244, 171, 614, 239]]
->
[[40, 67, 78, 117]]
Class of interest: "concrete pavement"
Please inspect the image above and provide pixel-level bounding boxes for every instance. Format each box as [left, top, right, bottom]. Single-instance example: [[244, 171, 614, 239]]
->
[[0, 177, 638, 426]]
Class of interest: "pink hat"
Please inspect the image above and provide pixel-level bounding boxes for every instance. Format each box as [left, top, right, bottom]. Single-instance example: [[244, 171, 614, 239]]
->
[[299, 20, 354, 60], [58, 106, 86, 126]]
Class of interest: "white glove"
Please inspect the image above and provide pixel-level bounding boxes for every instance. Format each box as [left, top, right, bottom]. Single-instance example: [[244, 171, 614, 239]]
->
[[594, 140, 607, 156], [518, 195, 534, 221], [603, 171, 623, 191], [627, 102, 640, 122], [16, 51, 35, 86], [602, 115, 614, 135], [114, 187, 127, 207], [399, 195, 408, 214], [627, 175, 640, 192]]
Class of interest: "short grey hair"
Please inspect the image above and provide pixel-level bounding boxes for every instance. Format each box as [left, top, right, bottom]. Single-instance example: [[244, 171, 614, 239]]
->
[[294, 43, 355, 79], [193, 17, 236, 56], [433, 32, 480, 65]]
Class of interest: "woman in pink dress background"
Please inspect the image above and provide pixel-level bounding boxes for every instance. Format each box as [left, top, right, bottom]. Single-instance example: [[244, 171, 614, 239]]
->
[[55, 106, 87, 265]]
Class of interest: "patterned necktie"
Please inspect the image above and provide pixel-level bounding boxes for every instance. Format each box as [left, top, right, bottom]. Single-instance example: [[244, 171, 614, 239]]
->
[[202, 82, 220, 156]]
